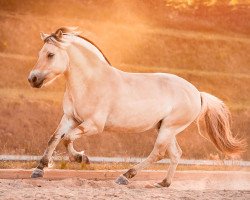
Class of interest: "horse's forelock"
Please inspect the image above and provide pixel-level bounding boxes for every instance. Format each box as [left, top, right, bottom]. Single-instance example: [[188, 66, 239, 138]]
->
[[43, 27, 79, 46], [55, 27, 80, 35]]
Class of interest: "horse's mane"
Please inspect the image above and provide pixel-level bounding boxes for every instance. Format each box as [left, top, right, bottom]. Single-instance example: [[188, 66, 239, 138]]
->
[[44, 27, 111, 65]]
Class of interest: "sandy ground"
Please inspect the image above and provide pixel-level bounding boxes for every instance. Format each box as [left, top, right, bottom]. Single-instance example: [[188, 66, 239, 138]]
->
[[0, 170, 249, 199]]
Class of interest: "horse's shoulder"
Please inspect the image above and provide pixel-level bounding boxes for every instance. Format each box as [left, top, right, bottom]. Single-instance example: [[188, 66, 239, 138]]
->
[[62, 89, 74, 116]]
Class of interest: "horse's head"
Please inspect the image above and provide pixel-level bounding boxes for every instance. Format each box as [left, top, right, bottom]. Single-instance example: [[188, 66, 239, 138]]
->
[[28, 29, 69, 88], [28, 27, 111, 88]]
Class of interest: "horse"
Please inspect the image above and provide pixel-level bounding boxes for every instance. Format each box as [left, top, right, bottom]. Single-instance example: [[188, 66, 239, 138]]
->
[[28, 27, 246, 187]]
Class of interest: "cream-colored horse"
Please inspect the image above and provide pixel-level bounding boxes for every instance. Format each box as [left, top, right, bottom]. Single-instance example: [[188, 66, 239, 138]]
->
[[28, 27, 246, 187]]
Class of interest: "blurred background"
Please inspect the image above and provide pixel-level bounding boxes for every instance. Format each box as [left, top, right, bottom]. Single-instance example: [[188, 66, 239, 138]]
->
[[0, 0, 249, 161]]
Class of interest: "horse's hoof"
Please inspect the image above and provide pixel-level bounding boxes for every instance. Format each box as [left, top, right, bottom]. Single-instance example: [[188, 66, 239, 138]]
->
[[115, 175, 129, 185], [31, 168, 44, 178], [153, 181, 171, 188], [74, 152, 90, 164]]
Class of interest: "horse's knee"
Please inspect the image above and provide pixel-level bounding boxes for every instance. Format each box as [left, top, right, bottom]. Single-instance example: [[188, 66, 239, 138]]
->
[[73, 120, 102, 136], [79, 122, 99, 136]]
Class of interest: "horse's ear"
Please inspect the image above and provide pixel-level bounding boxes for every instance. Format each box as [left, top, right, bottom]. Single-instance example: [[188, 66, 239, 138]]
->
[[40, 32, 49, 41], [55, 29, 63, 39]]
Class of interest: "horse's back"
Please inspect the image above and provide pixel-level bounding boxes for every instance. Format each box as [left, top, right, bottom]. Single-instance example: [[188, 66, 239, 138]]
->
[[118, 70, 200, 106]]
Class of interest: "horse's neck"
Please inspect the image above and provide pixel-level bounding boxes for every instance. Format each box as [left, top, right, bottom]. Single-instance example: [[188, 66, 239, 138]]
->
[[64, 41, 110, 98], [67, 35, 107, 63]]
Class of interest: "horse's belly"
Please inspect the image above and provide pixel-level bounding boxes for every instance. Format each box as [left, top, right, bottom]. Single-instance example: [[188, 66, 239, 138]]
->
[[104, 101, 170, 133], [104, 119, 158, 133]]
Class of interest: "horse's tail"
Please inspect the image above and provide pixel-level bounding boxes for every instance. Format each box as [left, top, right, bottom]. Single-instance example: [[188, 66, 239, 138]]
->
[[197, 92, 247, 155]]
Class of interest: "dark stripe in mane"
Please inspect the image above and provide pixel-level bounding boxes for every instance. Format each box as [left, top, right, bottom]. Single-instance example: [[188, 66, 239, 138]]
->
[[76, 35, 111, 65]]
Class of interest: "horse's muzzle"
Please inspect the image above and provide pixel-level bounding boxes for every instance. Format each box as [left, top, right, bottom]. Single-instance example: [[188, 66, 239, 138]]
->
[[28, 74, 45, 88]]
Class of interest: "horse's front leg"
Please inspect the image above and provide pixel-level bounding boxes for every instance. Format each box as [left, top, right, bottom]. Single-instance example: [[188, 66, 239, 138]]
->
[[66, 119, 103, 139], [63, 118, 105, 162], [63, 139, 90, 164], [31, 115, 76, 178]]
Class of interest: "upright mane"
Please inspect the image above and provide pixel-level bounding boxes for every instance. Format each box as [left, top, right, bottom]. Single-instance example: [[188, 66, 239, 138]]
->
[[43, 27, 111, 65]]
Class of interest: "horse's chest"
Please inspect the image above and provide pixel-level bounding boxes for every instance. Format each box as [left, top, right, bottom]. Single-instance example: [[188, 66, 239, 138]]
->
[[63, 93, 93, 122], [73, 101, 94, 122]]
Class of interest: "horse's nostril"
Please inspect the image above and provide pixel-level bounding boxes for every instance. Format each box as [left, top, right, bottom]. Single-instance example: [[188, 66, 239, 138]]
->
[[32, 76, 37, 83], [28, 75, 38, 84]]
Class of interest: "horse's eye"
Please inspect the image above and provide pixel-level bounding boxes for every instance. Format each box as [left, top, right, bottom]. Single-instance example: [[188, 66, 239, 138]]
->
[[47, 53, 54, 58]]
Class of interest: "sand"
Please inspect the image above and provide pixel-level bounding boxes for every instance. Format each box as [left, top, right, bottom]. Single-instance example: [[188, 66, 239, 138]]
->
[[0, 170, 249, 199]]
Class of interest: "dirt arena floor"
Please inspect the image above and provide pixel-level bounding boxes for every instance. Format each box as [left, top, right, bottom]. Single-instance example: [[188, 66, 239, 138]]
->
[[0, 169, 249, 199]]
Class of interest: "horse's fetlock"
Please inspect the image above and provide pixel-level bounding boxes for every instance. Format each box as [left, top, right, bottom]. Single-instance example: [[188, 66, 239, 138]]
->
[[71, 153, 90, 164], [123, 168, 137, 179], [39, 157, 49, 168]]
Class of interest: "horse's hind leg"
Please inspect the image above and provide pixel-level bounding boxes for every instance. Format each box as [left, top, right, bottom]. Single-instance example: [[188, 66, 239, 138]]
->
[[115, 121, 175, 185], [115, 120, 186, 186]]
